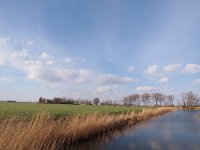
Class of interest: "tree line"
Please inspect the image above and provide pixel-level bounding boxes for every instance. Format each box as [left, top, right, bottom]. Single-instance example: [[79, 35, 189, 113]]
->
[[123, 91, 199, 107], [38, 97, 122, 106], [181, 91, 200, 108], [38, 91, 200, 107], [38, 97, 100, 105], [123, 93, 174, 106]]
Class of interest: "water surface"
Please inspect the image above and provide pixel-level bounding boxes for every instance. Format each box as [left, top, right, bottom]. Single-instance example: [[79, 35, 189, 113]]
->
[[70, 110, 200, 150]]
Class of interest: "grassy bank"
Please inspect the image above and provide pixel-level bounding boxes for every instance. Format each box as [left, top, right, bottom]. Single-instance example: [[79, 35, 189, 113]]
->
[[180, 106, 200, 111], [0, 102, 146, 118], [0, 107, 175, 150], [195, 107, 200, 110]]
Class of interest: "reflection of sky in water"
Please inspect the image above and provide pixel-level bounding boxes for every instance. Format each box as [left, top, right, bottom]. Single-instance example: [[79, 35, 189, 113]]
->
[[69, 111, 200, 150]]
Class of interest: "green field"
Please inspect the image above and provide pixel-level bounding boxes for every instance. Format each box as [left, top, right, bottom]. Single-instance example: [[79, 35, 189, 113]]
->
[[0, 102, 145, 118]]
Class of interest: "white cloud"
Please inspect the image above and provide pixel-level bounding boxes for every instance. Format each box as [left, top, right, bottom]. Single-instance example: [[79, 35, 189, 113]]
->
[[24, 62, 60, 82], [39, 52, 54, 65], [163, 64, 182, 73], [0, 77, 12, 82], [12, 49, 29, 58], [0, 37, 10, 46], [145, 65, 159, 75], [63, 57, 72, 63], [24, 60, 92, 83], [0, 38, 16, 66], [0, 54, 6, 65], [26, 40, 34, 46], [40, 52, 51, 60], [74, 69, 92, 83], [192, 79, 200, 85], [183, 64, 200, 74], [135, 86, 155, 93], [128, 66, 135, 72], [20, 40, 34, 46], [5, 49, 30, 70], [96, 85, 119, 94], [98, 74, 137, 85], [0, 37, 92, 86], [158, 77, 168, 83], [63, 57, 86, 63], [45, 60, 55, 65]]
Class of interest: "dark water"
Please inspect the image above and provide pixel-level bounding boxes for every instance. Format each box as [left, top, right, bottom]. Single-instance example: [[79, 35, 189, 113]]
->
[[69, 111, 200, 150]]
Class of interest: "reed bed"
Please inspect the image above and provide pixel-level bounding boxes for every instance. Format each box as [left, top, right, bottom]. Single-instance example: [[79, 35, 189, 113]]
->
[[0, 107, 175, 150]]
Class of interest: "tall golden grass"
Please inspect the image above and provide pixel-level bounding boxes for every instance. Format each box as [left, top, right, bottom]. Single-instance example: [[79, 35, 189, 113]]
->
[[0, 107, 175, 150]]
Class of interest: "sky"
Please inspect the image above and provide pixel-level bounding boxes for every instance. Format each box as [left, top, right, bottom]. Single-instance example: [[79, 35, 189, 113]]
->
[[0, 0, 200, 102]]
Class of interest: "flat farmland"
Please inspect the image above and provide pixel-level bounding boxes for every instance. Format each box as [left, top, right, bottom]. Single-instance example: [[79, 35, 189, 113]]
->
[[0, 102, 145, 118]]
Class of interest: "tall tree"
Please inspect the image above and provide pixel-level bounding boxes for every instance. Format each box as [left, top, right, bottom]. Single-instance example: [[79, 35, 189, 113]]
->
[[93, 98, 100, 105], [130, 94, 140, 106], [135, 94, 140, 106], [141, 93, 150, 106], [123, 96, 129, 106], [167, 95, 174, 106], [151, 93, 164, 106], [181, 91, 199, 108]]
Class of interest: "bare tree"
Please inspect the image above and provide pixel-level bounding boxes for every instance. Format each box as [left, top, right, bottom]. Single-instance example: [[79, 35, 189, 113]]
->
[[123, 96, 130, 106], [151, 93, 159, 106], [181, 91, 199, 108], [101, 99, 113, 106], [123, 94, 140, 106], [129, 94, 140, 106], [151, 93, 164, 106], [167, 95, 174, 106], [135, 94, 140, 106], [159, 93, 167, 106], [141, 93, 150, 106]]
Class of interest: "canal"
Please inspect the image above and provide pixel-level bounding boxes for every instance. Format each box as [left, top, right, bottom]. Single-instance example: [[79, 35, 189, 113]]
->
[[70, 110, 200, 150]]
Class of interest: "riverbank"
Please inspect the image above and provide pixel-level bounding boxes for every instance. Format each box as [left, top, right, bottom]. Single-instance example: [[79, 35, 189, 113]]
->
[[90, 110, 200, 150], [0, 107, 175, 150], [180, 107, 200, 111]]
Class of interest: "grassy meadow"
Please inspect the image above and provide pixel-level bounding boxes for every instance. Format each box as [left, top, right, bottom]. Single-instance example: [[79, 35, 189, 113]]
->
[[0, 102, 145, 119]]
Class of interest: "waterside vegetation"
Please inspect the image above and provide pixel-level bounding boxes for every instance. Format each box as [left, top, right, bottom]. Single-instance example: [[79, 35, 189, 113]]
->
[[0, 107, 175, 150]]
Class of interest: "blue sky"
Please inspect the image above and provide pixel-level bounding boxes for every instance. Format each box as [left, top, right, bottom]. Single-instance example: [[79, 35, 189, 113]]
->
[[0, 0, 200, 101]]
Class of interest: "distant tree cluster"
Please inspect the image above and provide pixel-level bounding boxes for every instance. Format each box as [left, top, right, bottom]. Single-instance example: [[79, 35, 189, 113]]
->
[[122, 91, 200, 108], [38, 97, 79, 105], [100, 100, 113, 106], [123, 93, 175, 107], [100, 100, 120, 106], [93, 98, 100, 105], [79, 100, 92, 105], [38, 97, 47, 104], [38, 97, 100, 105], [38, 91, 200, 108], [181, 91, 200, 108]]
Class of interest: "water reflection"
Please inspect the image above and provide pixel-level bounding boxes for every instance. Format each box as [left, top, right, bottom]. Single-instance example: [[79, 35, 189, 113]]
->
[[68, 126, 137, 150], [69, 111, 200, 150]]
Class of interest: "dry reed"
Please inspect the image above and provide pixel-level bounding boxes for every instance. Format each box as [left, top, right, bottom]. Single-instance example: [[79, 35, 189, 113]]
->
[[0, 107, 175, 150]]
